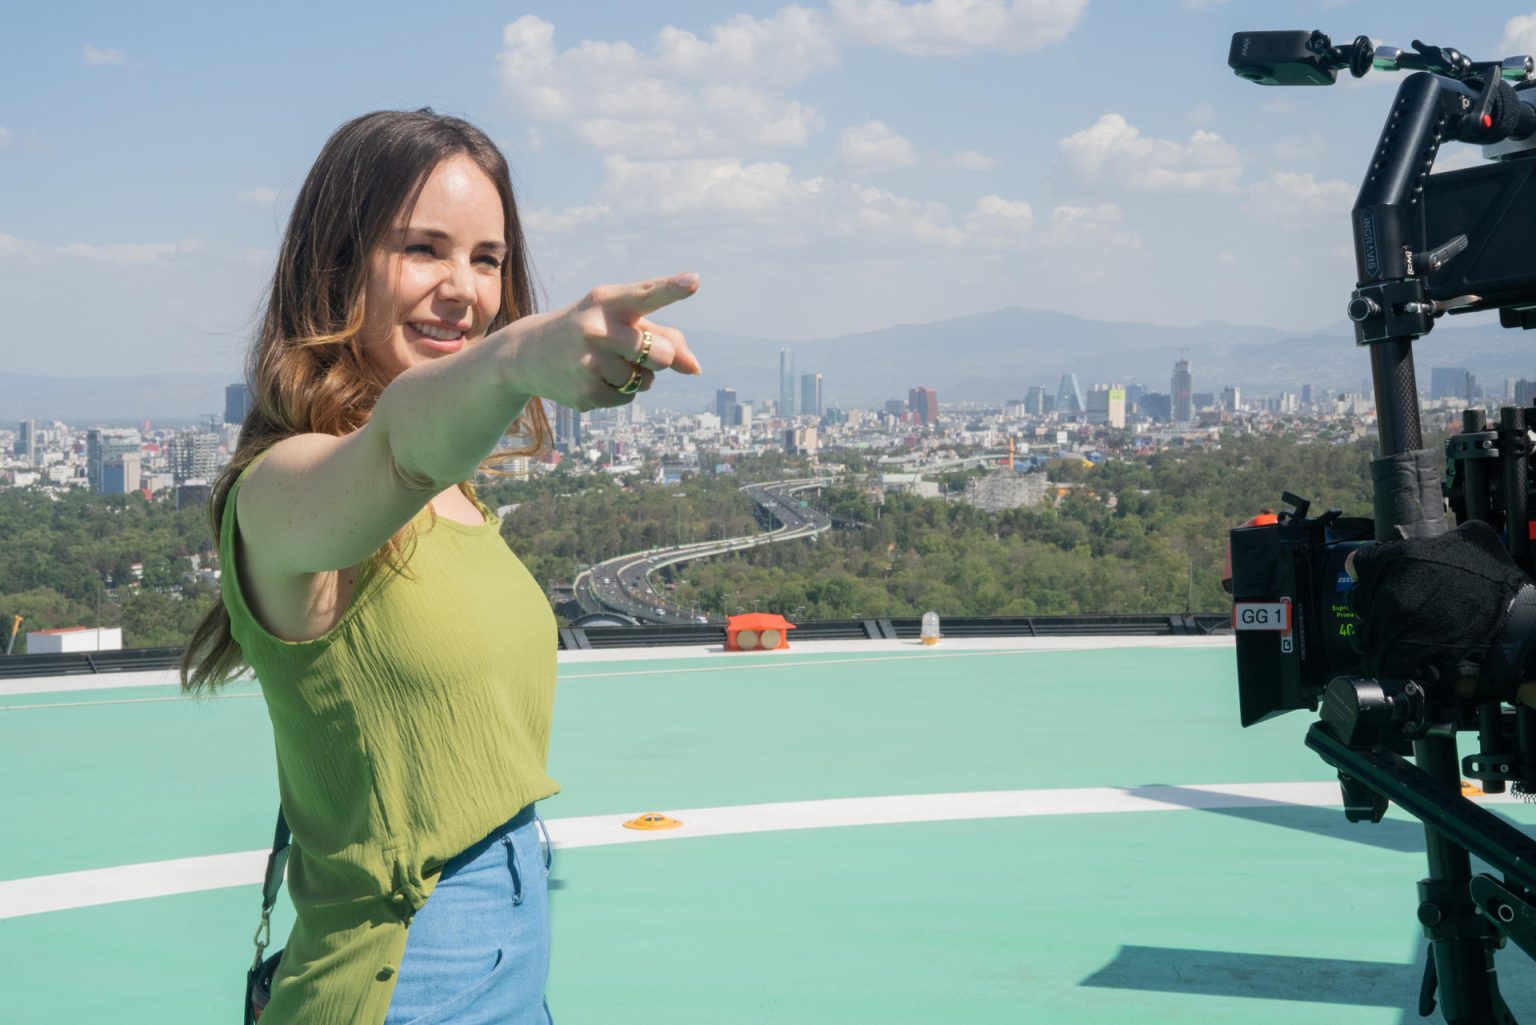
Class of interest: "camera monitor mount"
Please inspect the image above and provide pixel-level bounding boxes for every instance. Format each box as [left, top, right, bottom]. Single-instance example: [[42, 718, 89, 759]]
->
[[1231, 30, 1536, 1023]]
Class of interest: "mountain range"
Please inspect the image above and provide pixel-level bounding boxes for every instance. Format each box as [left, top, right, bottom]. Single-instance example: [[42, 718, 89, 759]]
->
[[6, 307, 1536, 424]]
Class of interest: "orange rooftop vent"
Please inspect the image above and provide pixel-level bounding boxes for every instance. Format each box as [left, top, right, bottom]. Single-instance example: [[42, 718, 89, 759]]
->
[[725, 613, 795, 651]]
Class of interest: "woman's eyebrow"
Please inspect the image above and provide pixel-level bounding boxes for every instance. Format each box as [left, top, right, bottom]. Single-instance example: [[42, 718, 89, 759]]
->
[[400, 226, 507, 252]]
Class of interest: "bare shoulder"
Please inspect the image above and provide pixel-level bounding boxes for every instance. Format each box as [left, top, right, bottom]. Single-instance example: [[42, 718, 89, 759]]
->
[[235, 425, 440, 577]]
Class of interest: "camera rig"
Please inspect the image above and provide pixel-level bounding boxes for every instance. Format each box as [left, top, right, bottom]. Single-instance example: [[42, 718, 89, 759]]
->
[[1229, 30, 1536, 1023]]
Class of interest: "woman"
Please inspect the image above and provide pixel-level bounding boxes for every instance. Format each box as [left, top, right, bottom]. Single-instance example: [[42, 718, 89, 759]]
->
[[179, 109, 699, 1024]]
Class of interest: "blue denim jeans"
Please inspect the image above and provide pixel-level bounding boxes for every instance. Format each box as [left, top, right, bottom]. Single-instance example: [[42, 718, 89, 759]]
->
[[383, 808, 553, 1025]]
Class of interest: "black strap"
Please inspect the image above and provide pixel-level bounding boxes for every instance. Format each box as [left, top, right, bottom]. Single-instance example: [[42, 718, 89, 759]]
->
[[262, 806, 290, 917]]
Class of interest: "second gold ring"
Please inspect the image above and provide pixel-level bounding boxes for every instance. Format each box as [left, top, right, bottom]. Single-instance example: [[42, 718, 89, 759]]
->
[[635, 330, 655, 369], [616, 365, 644, 395]]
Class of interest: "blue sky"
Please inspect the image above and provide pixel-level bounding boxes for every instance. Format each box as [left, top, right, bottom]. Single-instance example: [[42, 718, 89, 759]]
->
[[4, 1, 1535, 379]]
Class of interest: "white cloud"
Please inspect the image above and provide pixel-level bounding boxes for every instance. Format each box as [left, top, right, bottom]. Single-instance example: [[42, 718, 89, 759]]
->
[[0, 126, 8, 146], [946, 149, 997, 171], [524, 204, 613, 234], [1500, 14, 1536, 57], [838, 120, 916, 171], [829, 0, 1088, 56], [525, 155, 1048, 255], [1057, 113, 1243, 195], [498, 12, 834, 159], [599, 156, 828, 219], [82, 46, 126, 66], [237, 186, 279, 206], [0, 233, 204, 265], [964, 195, 1033, 249], [1260, 97, 1296, 115], [1244, 171, 1353, 227]]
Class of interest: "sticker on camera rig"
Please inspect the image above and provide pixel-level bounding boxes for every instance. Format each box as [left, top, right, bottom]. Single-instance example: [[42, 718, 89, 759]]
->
[[1233, 601, 1290, 632]]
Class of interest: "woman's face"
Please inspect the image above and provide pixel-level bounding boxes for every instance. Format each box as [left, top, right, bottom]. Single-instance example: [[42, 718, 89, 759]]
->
[[361, 154, 507, 382]]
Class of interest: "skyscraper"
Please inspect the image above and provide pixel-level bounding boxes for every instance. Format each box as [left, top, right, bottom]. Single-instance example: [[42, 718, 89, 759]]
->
[[1172, 358, 1193, 424], [1024, 386, 1048, 416], [715, 388, 738, 425], [779, 349, 796, 418], [799, 373, 823, 419], [908, 386, 938, 426], [88, 428, 143, 494], [225, 382, 252, 425], [1055, 374, 1085, 416], [14, 419, 36, 464], [168, 430, 221, 483], [554, 405, 583, 452], [1430, 367, 1472, 401]]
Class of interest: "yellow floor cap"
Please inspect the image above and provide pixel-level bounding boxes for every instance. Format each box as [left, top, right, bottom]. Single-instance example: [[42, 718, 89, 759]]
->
[[623, 812, 683, 830]]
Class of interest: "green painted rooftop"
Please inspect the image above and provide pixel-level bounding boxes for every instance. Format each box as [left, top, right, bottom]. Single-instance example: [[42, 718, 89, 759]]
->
[[4, 637, 1534, 1023]]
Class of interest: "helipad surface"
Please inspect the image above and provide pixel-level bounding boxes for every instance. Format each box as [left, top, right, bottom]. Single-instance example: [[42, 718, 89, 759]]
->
[[4, 637, 1534, 1023]]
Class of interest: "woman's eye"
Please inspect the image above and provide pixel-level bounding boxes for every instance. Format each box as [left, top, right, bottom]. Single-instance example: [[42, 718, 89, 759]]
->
[[476, 255, 504, 269], [404, 244, 436, 257]]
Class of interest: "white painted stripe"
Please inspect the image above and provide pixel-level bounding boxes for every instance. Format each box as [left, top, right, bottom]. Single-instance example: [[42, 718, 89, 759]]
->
[[0, 781, 1516, 919], [0, 636, 1235, 701]]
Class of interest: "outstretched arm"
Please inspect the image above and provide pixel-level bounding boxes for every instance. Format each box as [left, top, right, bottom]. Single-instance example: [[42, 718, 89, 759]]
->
[[237, 273, 701, 575]]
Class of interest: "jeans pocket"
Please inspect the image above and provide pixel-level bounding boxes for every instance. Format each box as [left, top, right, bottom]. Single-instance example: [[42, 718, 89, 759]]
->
[[394, 946, 509, 1025]]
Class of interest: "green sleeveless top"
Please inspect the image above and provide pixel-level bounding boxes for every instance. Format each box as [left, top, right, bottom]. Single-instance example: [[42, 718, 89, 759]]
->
[[219, 450, 559, 1024]]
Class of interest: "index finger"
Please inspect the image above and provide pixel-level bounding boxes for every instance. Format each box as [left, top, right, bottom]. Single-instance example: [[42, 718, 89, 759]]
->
[[598, 273, 701, 320]]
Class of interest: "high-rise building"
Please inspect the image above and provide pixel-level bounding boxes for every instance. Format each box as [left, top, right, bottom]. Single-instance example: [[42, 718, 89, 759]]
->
[[168, 430, 221, 484], [1430, 367, 1472, 401], [1517, 379, 1536, 407], [87, 429, 142, 494], [1055, 374, 1085, 416], [14, 419, 36, 464], [1301, 384, 1313, 405], [779, 349, 796, 418], [102, 452, 142, 495], [1024, 386, 1048, 416], [799, 373, 823, 419], [1172, 358, 1193, 424], [1087, 386, 1126, 428], [1142, 392, 1172, 422], [554, 405, 583, 452], [225, 382, 252, 425], [1221, 385, 1242, 413], [908, 386, 939, 426], [714, 388, 737, 425]]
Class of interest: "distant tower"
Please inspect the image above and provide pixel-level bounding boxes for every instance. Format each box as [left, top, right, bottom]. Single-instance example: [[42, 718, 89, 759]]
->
[[169, 429, 221, 484], [88, 428, 143, 494], [554, 405, 583, 452], [1055, 373, 1085, 416], [908, 386, 939, 426], [225, 382, 252, 425], [1172, 358, 1193, 424], [715, 388, 738, 425], [14, 419, 36, 464], [779, 349, 796, 418], [800, 373, 823, 419]]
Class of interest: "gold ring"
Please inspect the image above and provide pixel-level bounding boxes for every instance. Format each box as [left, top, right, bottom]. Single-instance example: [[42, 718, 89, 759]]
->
[[615, 364, 644, 395], [635, 330, 654, 369]]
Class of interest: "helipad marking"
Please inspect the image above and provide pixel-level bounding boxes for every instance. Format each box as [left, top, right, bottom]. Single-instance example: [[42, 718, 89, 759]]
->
[[1, 781, 1506, 919]]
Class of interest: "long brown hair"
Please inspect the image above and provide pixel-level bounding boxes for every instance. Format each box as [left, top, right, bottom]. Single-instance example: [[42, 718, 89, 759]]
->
[[180, 109, 550, 696]]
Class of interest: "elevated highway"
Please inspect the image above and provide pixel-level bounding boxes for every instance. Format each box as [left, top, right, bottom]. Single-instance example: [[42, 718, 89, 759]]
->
[[572, 478, 833, 625]]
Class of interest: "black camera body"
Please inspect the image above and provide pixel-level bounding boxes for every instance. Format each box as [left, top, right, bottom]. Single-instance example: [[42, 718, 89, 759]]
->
[[1230, 495, 1373, 727]]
